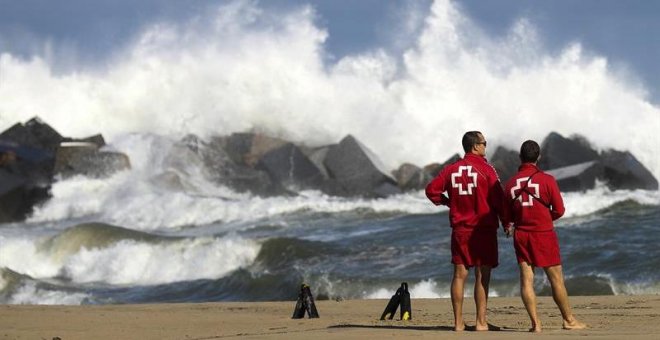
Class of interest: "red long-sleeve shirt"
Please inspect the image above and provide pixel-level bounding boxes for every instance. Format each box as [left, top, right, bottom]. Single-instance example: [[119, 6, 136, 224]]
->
[[503, 163, 565, 232], [425, 153, 505, 232]]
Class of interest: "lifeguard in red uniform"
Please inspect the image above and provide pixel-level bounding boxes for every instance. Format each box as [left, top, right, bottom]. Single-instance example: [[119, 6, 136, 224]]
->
[[503, 140, 587, 332], [426, 131, 505, 331]]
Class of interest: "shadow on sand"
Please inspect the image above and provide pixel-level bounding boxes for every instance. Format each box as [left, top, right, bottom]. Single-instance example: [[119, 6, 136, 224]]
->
[[328, 324, 515, 332]]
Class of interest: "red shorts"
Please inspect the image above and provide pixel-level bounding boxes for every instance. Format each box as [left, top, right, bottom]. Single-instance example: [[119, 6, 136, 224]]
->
[[451, 229, 498, 268], [513, 229, 561, 267]]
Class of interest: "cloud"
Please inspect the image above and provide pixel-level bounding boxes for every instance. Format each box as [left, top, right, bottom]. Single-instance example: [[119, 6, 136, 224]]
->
[[0, 0, 657, 179]]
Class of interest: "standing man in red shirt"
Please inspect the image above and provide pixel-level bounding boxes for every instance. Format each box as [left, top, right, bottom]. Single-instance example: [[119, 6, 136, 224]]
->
[[425, 131, 504, 331], [503, 140, 586, 332]]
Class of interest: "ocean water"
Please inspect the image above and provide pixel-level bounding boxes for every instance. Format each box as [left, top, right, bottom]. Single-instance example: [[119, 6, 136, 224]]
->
[[0, 151, 658, 305], [1, 0, 659, 305]]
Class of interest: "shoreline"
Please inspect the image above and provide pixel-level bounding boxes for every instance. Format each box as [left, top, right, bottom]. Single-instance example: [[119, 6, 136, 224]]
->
[[2, 295, 660, 339]]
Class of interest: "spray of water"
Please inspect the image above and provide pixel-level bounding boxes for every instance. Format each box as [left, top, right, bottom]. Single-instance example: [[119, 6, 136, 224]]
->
[[0, 0, 657, 177]]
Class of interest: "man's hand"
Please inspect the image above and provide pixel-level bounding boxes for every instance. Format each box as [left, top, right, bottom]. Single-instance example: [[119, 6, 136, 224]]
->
[[504, 222, 515, 238], [440, 194, 450, 206]]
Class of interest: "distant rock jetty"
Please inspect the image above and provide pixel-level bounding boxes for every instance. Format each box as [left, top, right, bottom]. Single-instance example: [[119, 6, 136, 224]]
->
[[0, 117, 130, 223], [0, 117, 657, 223]]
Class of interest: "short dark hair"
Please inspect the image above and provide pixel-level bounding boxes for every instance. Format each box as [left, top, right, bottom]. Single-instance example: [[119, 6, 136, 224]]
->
[[462, 131, 482, 153], [519, 140, 540, 163]]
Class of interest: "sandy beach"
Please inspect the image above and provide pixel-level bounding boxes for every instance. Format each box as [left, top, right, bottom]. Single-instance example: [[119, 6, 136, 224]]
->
[[1, 295, 660, 339]]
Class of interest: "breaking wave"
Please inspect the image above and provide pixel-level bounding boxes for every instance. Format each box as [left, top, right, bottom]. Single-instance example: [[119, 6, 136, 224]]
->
[[0, 223, 260, 285], [0, 0, 657, 179]]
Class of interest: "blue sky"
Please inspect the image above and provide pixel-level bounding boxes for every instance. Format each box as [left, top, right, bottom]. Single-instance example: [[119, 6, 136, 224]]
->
[[0, 0, 658, 178], [0, 0, 658, 102]]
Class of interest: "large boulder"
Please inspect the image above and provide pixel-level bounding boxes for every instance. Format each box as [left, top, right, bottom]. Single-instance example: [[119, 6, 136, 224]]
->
[[392, 163, 431, 191], [0, 119, 62, 223], [167, 135, 286, 196], [600, 150, 658, 190], [424, 153, 461, 179], [0, 140, 54, 186], [68, 134, 106, 148], [490, 146, 519, 184], [539, 132, 599, 170], [304, 145, 332, 179], [323, 135, 401, 197], [0, 118, 58, 184], [220, 133, 252, 165], [0, 117, 64, 152], [54, 142, 131, 178], [0, 163, 50, 223], [159, 135, 227, 192], [255, 143, 325, 190], [0, 117, 131, 223], [546, 161, 604, 192], [0, 168, 29, 223], [221, 133, 288, 167], [538, 132, 658, 191]]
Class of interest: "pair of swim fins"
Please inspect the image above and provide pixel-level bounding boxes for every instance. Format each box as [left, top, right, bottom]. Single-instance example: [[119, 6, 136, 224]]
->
[[380, 282, 412, 320], [292, 283, 320, 319]]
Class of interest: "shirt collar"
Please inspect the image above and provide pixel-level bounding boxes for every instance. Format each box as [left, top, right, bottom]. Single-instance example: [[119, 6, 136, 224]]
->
[[518, 163, 540, 171], [464, 153, 486, 162]]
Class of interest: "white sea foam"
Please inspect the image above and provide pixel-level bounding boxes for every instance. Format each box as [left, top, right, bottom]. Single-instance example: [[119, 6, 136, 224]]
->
[[0, 233, 260, 285], [0, 0, 657, 180], [7, 282, 89, 305], [615, 281, 660, 295], [364, 279, 506, 299], [0, 236, 60, 279], [26, 152, 656, 229], [562, 183, 660, 218], [63, 236, 259, 285], [28, 176, 440, 230], [27, 135, 440, 229], [7, 282, 90, 305], [4, 0, 660, 231], [365, 280, 447, 299], [2, 0, 659, 232], [560, 272, 660, 296]]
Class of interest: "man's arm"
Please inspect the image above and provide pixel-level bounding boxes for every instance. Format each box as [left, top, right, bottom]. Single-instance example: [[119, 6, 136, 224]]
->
[[425, 170, 449, 206], [486, 167, 507, 231], [548, 176, 565, 220], [500, 182, 514, 235]]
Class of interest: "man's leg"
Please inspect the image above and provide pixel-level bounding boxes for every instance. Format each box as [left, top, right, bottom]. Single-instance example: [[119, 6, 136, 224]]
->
[[474, 265, 492, 331], [519, 262, 541, 332], [451, 264, 469, 331], [543, 265, 587, 330]]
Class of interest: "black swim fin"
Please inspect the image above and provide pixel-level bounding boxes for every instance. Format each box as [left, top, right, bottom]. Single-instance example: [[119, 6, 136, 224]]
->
[[302, 284, 320, 318], [380, 286, 402, 320], [292, 284, 320, 319], [399, 282, 412, 320], [291, 285, 306, 319]]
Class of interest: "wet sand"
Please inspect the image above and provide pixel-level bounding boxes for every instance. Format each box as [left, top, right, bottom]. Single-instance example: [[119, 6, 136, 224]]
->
[[2, 295, 660, 339]]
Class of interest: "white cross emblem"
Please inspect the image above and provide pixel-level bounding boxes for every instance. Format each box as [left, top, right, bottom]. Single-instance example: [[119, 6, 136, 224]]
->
[[451, 165, 477, 195], [511, 177, 540, 206]]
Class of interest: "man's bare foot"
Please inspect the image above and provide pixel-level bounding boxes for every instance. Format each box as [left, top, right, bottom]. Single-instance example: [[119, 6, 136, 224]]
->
[[529, 321, 542, 332], [475, 323, 501, 331], [454, 323, 466, 332], [563, 319, 587, 330]]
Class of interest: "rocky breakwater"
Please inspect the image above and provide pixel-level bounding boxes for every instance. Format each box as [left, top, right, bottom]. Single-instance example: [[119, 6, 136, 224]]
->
[[0, 117, 130, 223], [491, 132, 658, 192], [404, 132, 658, 192], [1, 119, 657, 224], [392, 132, 657, 193], [165, 130, 657, 199], [490, 132, 658, 192], [158, 133, 402, 198]]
